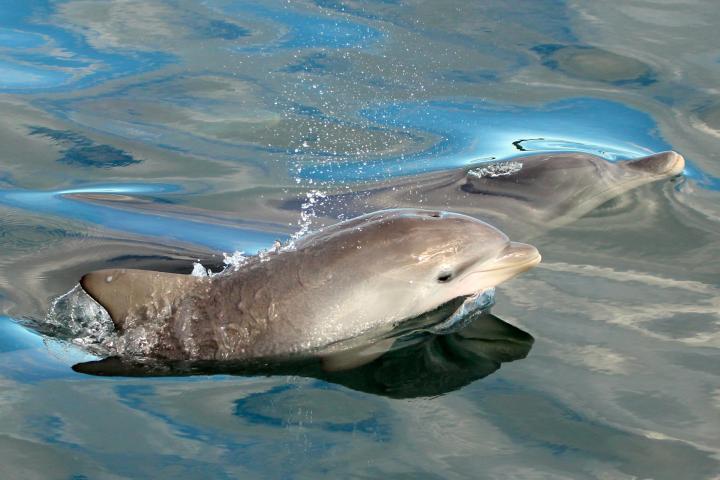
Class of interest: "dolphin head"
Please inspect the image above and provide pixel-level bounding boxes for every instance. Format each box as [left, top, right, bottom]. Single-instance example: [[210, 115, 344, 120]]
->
[[295, 209, 541, 330], [462, 151, 685, 227]]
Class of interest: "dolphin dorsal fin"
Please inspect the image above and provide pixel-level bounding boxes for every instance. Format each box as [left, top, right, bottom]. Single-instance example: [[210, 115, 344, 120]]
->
[[80, 268, 204, 331]]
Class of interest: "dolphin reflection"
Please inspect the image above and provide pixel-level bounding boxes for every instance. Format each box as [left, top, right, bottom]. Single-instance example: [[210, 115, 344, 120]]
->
[[72, 306, 533, 399]]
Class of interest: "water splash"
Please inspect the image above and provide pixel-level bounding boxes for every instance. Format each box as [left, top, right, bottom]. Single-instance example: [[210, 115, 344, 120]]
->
[[191, 262, 212, 277], [44, 285, 117, 356], [429, 289, 496, 334], [467, 161, 523, 179], [292, 189, 328, 242], [187, 188, 327, 277], [222, 251, 252, 270]]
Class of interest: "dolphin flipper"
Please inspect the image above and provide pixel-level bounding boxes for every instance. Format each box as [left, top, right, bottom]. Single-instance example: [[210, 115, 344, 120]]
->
[[80, 269, 203, 331], [321, 338, 396, 371]]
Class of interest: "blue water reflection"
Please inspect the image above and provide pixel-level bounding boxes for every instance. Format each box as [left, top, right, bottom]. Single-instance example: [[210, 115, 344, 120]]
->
[[209, 0, 382, 51], [0, 315, 42, 353], [0, 185, 284, 252], [296, 97, 718, 188], [0, 316, 92, 382], [297, 98, 665, 179], [0, 0, 170, 92]]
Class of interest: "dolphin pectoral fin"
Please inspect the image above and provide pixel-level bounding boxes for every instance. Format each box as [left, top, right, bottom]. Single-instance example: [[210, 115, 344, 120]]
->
[[321, 338, 396, 371], [80, 268, 202, 331]]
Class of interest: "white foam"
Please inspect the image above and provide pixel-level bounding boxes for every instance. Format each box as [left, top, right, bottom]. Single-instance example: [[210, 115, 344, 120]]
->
[[467, 161, 523, 179], [45, 284, 118, 355]]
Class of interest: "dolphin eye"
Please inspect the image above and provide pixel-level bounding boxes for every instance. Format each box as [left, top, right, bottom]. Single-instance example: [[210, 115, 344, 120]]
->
[[437, 270, 453, 282]]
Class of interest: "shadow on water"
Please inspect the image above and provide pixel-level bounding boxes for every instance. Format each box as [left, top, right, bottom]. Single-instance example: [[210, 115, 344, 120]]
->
[[71, 308, 533, 399]]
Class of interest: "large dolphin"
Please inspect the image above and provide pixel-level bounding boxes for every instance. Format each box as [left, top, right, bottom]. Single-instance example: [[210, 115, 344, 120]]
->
[[285, 151, 685, 239], [79, 209, 540, 370]]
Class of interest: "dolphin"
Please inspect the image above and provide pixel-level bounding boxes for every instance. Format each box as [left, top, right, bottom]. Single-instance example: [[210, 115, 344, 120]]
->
[[79, 209, 540, 370], [284, 151, 685, 239]]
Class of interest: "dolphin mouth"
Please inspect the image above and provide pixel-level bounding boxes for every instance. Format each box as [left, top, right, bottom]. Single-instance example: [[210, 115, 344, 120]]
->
[[481, 242, 542, 274], [456, 242, 541, 292], [625, 151, 686, 178], [654, 151, 685, 177]]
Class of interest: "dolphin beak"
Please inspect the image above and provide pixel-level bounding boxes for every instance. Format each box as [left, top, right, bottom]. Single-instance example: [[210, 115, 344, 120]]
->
[[458, 242, 541, 293], [489, 242, 542, 274], [623, 151, 685, 177]]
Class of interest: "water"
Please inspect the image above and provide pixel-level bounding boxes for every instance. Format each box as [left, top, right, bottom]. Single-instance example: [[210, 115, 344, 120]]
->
[[1, 0, 719, 478]]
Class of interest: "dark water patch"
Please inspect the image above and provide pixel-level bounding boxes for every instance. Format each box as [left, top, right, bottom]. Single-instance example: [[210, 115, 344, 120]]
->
[[644, 312, 718, 340], [288, 103, 328, 119], [533, 44, 656, 86], [669, 350, 720, 376], [27, 127, 141, 168], [439, 69, 499, 83], [60, 144, 139, 168], [283, 52, 350, 74], [616, 390, 698, 428], [197, 19, 250, 40]]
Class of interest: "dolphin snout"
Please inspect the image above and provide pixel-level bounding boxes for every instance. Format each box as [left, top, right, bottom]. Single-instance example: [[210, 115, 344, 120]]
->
[[493, 242, 542, 273], [624, 151, 685, 177]]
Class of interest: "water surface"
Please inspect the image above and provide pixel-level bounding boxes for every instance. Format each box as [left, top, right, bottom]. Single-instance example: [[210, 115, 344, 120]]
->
[[1, 1, 719, 478]]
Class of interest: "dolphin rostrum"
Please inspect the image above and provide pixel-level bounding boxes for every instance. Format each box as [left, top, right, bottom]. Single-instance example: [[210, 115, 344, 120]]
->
[[79, 209, 540, 370], [285, 151, 685, 239]]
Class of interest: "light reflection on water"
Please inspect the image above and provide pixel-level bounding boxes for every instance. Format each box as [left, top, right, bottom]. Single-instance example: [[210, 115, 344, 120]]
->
[[1, 0, 719, 478]]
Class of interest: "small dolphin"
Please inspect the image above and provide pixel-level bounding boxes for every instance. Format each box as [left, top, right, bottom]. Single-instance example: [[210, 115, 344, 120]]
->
[[79, 209, 540, 370], [289, 151, 685, 239]]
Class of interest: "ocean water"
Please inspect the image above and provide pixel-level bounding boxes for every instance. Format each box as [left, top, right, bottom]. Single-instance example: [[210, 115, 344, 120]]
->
[[1, 1, 719, 478]]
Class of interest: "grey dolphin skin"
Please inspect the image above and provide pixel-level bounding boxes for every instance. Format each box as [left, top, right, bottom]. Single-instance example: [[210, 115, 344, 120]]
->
[[293, 151, 685, 239], [80, 209, 541, 370]]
